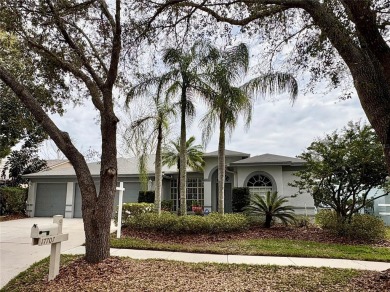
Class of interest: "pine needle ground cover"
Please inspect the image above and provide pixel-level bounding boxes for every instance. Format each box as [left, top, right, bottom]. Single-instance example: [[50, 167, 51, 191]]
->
[[3, 256, 389, 292]]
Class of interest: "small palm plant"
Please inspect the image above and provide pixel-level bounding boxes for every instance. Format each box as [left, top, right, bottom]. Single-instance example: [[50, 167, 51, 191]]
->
[[244, 192, 295, 228]]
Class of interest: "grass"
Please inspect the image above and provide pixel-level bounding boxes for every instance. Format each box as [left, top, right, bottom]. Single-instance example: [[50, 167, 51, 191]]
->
[[1, 255, 369, 291], [385, 227, 390, 240], [111, 237, 390, 262]]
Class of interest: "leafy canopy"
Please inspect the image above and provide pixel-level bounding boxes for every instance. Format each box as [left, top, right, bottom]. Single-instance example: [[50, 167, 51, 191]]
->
[[291, 121, 389, 221]]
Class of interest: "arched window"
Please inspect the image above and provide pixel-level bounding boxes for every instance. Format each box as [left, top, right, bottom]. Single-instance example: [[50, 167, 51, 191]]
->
[[246, 174, 273, 197]]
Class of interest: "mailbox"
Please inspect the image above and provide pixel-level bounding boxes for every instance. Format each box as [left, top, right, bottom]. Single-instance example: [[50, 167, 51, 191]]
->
[[30, 215, 69, 281], [31, 223, 59, 238]]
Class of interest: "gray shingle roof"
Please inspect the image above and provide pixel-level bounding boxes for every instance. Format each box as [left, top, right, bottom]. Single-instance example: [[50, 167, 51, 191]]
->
[[203, 149, 250, 158], [231, 153, 305, 166], [24, 156, 197, 178]]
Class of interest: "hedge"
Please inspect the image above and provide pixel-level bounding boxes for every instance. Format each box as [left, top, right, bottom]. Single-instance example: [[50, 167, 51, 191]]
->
[[232, 187, 250, 212], [123, 212, 249, 234], [138, 191, 155, 203], [0, 187, 28, 215]]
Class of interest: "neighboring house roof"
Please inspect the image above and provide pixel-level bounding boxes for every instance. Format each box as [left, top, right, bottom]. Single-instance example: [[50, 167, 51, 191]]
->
[[24, 156, 197, 178], [203, 149, 250, 158], [45, 160, 71, 169], [231, 153, 305, 166]]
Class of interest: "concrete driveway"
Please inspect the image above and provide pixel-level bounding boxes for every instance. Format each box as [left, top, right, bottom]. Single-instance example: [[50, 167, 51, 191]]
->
[[0, 217, 86, 288]]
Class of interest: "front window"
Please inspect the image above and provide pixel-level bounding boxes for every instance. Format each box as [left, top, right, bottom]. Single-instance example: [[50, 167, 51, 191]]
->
[[170, 178, 204, 211], [246, 174, 273, 197]]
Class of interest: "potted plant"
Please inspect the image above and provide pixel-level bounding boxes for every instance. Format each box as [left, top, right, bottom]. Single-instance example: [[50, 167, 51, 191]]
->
[[191, 201, 203, 215]]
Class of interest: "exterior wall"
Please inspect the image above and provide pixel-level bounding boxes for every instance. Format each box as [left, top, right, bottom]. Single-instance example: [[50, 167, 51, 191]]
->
[[27, 178, 78, 218], [236, 165, 283, 192], [234, 165, 315, 216], [282, 171, 315, 216]]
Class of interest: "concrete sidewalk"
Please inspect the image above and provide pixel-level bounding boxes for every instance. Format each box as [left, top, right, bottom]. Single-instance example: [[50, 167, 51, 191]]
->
[[64, 246, 390, 272]]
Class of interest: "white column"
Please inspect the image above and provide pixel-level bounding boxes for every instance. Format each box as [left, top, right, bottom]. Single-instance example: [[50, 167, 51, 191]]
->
[[26, 182, 37, 217], [203, 180, 212, 213], [65, 182, 75, 218]]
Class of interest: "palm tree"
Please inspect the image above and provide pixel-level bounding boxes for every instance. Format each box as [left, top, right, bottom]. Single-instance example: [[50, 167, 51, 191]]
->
[[162, 136, 204, 213], [201, 43, 298, 214], [157, 43, 213, 215], [244, 191, 295, 228], [126, 84, 176, 215]]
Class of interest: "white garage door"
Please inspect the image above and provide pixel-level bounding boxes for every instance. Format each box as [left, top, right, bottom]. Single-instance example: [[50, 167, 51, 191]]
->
[[35, 183, 67, 217]]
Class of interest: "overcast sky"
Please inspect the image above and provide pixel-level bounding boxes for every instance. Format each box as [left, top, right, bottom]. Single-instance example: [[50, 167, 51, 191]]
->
[[48, 83, 367, 159]]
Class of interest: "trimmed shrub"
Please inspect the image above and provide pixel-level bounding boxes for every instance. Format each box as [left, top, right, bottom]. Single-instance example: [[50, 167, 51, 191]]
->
[[315, 209, 340, 230], [232, 187, 250, 212], [315, 210, 386, 241], [138, 191, 155, 203], [344, 214, 386, 241], [161, 200, 173, 211], [293, 215, 313, 228], [0, 187, 28, 215], [114, 203, 154, 226], [123, 212, 249, 234]]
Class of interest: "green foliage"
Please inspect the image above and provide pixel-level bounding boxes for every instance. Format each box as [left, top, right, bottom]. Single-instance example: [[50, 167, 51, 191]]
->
[[293, 215, 313, 228], [123, 212, 249, 234], [161, 200, 173, 211], [315, 210, 340, 230], [244, 192, 295, 228], [291, 122, 388, 221], [0, 31, 64, 158], [315, 210, 386, 241], [232, 187, 250, 212], [344, 214, 386, 241], [162, 136, 204, 172], [138, 191, 155, 203], [114, 203, 154, 226], [1, 147, 47, 187], [0, 187, 28, 215]]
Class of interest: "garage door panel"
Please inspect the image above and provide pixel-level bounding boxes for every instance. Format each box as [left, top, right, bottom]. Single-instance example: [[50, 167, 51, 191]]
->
[[35, 183, 66, 217], [74, 183, 100, 218], [74, 182, 141, 218]]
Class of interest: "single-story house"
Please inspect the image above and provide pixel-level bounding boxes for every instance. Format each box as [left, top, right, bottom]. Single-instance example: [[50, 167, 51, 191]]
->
[[24, 150, 315, 218]]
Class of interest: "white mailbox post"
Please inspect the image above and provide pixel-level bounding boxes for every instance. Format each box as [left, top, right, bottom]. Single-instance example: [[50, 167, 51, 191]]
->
[[31, 215, 69, 280]]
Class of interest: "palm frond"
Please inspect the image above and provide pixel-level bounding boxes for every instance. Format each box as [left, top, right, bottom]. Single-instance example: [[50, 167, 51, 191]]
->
[[242, 73, 298, 102]]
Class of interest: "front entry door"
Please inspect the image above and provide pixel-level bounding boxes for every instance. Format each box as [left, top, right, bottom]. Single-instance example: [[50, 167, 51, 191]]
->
[[216, 183, 232, 213]]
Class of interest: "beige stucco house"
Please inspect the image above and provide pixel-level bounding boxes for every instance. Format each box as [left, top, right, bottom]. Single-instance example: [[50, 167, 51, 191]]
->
[[24, 150, 315, 218]]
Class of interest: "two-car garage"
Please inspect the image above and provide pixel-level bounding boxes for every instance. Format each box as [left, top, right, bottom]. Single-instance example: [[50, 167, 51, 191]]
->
[[32, 181, 142, 218]]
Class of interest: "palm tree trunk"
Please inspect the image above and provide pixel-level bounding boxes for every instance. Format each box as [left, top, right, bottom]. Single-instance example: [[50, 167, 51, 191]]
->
[[264, 214, 272, 228], [154, 123, 163, 215], [179, 84, 187, 216], [218, 114, 225, 214]]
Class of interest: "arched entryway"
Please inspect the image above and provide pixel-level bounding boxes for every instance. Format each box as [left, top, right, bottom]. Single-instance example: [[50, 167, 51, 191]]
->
[[211, 169, 234, 213]]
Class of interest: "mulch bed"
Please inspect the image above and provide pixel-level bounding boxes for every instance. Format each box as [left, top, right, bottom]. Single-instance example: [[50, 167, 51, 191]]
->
[[0, 213, 28, 222], [121, 225, 390, 247]]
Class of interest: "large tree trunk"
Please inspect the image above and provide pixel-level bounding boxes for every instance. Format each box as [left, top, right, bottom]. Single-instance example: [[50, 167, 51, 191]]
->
[[218, 115, 226, 214], [179, 84, 187, 216], [301, 1, 390, 174], [155, 123, 163, 215], [83, 93, 118, 263]]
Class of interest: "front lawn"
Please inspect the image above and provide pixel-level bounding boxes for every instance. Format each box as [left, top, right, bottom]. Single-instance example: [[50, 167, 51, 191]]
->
[[111, 226, 390, 262], [2, 255, 389, 292]]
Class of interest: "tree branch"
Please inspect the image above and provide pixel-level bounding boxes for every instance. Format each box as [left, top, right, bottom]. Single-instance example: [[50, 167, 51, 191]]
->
[[45, 0, 105, 89], [24, 37, 104, 112]]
